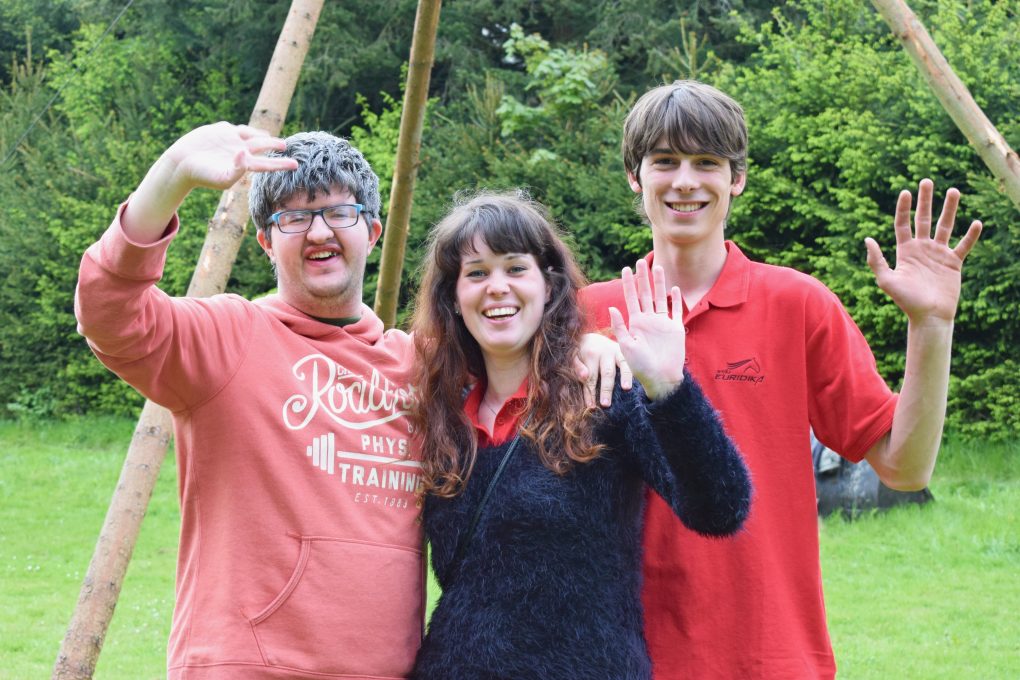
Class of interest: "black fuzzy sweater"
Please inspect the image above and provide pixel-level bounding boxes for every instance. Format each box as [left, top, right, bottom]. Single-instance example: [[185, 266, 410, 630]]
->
[[412, 376, 752, 679]]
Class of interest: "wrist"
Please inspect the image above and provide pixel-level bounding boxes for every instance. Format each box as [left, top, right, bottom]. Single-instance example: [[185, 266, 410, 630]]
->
[[642, 372, 685, 402], [121, 156, 192, 244], [906, 314, 955, 334]]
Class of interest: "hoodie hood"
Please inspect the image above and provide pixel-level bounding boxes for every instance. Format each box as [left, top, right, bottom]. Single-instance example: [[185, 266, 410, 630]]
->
[[255, 294, 386, 344]]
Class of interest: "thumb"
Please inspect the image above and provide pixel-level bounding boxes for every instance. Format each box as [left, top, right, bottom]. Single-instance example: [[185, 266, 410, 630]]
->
[[864, 237, 889, 279], [608, 307, 628, 343]]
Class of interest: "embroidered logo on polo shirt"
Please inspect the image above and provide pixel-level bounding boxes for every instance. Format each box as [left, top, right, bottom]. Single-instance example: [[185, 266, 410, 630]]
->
[[714, 357, 765, 384]]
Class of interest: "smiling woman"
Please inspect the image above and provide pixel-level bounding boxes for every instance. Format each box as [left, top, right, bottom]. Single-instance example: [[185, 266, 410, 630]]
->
[[454, 242, 548, 392], [405, 190, 752, 679]]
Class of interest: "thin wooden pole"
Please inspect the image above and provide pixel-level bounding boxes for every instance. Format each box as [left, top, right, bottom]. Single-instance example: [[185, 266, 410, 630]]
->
[[52, 2, 324, 677], [374, 0, 443, 328], [871, 0, 1020, 210]]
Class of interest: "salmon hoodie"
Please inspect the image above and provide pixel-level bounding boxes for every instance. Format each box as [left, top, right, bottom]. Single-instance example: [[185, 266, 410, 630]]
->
[[75, 207, 423, 679]]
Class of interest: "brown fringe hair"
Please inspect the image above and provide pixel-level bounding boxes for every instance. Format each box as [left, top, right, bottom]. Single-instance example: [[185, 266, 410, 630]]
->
[[410, 190, 603, 498], [622, 79, 748, 185]]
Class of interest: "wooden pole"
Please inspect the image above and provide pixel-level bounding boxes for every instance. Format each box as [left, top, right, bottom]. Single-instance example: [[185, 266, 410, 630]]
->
[[373, 0, 443, 328], [52, 2, 324, 677], [871, 0, 1020, 210]]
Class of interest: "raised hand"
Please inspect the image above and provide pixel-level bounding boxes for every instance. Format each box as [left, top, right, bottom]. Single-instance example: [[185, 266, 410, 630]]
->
[[123, 123, 298, 244], [608, 259, 686, 400], [865, 178, 982, 325], [163, 122, 298, 192]]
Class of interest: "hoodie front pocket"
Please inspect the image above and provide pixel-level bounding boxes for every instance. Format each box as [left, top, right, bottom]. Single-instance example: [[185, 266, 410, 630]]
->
[[250, 535, 422, 678]]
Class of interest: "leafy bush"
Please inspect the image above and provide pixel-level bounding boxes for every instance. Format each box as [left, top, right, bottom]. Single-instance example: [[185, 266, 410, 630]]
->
[[715, 0, 1019, 439]]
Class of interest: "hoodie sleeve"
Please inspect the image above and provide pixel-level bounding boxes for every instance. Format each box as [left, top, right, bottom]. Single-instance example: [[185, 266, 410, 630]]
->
[[74, 202, 254, 412], [607, 374, 752, 537]]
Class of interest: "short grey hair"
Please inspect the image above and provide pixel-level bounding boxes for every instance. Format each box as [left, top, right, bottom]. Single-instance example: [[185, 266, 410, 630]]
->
[[249, 131, 381, 242]]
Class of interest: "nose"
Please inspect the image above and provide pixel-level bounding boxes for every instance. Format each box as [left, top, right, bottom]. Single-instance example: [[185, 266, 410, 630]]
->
[[485, 272, 510, 296], [671, 160, 698, 192], [305, 212, 335, 242]]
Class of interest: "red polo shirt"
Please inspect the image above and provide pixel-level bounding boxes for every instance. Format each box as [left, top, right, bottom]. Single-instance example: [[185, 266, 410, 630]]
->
[[580, 241, 897, 680], [464, 378, 529, 446]]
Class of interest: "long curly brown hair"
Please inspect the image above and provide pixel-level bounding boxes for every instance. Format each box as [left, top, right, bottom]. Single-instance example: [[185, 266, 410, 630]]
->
[[410, 191, 603, 498]]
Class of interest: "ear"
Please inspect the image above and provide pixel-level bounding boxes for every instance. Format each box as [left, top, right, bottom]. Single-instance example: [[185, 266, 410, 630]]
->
[[730, 171, 747, 197], [626, 170, 642, 194], [367, 218, 383, 249], [256, 229, 274, 262]]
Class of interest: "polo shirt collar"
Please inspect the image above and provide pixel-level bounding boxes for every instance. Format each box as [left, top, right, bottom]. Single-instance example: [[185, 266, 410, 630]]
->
[[464, 376, 529, 446], [644, 239, 750, 311]]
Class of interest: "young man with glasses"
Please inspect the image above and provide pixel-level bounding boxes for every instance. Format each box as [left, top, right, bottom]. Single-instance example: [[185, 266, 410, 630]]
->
[[580, 80, 983, 679], [76, 123, 421, 679]]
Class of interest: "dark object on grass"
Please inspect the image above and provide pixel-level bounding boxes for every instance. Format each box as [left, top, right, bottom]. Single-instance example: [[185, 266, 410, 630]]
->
[[812, 433, 933, 519]]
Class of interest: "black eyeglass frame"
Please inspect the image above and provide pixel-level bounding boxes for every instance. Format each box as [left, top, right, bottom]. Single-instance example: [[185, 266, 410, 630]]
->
[[268, 203, 367, 233]]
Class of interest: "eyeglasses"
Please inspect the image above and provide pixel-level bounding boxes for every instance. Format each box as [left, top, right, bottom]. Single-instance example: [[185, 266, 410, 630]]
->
[[269, 203, 366, 233]]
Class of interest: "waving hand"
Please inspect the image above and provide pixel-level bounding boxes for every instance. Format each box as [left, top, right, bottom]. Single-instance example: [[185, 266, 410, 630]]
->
[[608, 259, 686, 400], [865, 178, 982, 324]]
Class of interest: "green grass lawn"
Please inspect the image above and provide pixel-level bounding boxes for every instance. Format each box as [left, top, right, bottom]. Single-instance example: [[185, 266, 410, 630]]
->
[[1, 418, 1017, 678]]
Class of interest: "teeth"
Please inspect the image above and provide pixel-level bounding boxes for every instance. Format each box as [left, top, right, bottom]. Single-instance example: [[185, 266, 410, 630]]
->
[[308, 252, 335, 260], [483, 307, 519, 319], [668, 202, 703, 213]]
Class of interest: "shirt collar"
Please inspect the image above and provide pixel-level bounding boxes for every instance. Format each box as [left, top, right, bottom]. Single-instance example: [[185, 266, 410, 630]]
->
[[464, 376, 529, 446], [644, 239, 750, 311]]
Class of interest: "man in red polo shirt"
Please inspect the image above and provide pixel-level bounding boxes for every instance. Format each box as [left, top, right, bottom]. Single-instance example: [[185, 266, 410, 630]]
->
[[579, 80, 983, 679]]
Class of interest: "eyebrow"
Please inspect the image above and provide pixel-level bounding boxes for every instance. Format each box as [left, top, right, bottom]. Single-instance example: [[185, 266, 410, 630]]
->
[[648, 147, 719, 159], [460, 252, 529, 266]]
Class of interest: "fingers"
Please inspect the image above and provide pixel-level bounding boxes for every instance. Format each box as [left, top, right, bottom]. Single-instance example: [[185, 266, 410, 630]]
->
[[933, 186, 961, 246], [608, 306, 629, 343], [618, 350, 633, 391], [953, 221, 983, 261], [670, 286, 684, 326], [573, 356, 594, 409], [246, 154, 299, 173], [599, 347, 621, 407], [914, 178, 934, 240], [621, 266, 640, 320], [635, 259, 654, 313], [626, 260, 668, 315], [582, 357, 597, 409], [246, 136, 289, 156], [234, 124, 268, 139], [607, 308, 632, 398], [893, 188, 913, 247], [652, 265, 669, 313]]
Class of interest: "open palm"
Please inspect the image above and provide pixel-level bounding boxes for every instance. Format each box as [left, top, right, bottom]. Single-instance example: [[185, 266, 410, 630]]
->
[[866, 179, 982, 323], [165, 122, 298, 191], [608, 260, 686, 400]]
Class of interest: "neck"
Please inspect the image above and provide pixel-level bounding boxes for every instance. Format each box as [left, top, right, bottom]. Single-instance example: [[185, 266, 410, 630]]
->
[[652, 234, 728, 310], [481, 353, 530, 407], [291, 293, 363, 321]]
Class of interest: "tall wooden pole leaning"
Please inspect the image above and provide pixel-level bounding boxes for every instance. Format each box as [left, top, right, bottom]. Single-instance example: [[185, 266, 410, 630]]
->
[[871, 0, 1020, 210], [52, 1, 324, 677], [374, 0, 443, 328]]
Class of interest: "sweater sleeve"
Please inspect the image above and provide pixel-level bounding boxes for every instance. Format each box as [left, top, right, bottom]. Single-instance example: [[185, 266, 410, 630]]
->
[[74, 202, 254, 412], [609, 373, 752, 537]]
